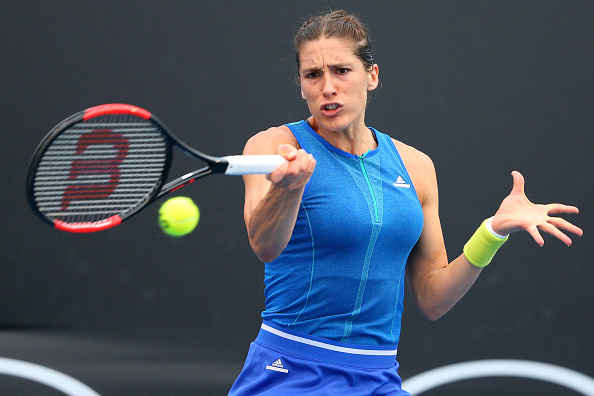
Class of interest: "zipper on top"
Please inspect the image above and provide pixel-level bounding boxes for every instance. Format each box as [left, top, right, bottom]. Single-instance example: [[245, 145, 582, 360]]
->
[[358, 149, 379, 222]]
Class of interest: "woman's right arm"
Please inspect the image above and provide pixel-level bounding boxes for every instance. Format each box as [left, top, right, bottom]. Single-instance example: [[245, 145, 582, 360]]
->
[[242, 126, 316, 263]]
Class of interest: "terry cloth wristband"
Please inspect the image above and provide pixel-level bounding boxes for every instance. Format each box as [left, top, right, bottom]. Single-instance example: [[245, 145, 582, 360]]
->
[[463, 217, 509, 268]]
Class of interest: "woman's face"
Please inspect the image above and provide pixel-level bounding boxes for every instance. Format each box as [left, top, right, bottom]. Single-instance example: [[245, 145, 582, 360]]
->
[[298, 36, 378, 134]]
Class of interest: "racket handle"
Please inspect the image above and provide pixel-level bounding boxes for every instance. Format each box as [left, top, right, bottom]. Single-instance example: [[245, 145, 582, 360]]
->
[[223, 155, 288, 175]]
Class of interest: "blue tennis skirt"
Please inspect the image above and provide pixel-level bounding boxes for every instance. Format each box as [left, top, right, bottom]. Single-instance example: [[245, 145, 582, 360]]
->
[[228, 321, 411, 395]]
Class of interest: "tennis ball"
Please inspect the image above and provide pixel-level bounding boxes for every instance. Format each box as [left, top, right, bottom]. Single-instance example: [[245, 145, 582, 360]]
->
[[158, 196, 200, 237]]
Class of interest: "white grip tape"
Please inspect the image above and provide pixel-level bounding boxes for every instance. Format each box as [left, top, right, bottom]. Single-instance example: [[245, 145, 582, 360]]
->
[[223, 155, 287, 175]]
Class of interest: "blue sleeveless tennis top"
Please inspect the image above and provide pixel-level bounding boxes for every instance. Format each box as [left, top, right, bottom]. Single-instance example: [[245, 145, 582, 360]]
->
[[261, 120, 424, 347]]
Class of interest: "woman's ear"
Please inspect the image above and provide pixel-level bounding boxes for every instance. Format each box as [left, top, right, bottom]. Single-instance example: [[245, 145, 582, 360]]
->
[[367, 64, 379, 91]]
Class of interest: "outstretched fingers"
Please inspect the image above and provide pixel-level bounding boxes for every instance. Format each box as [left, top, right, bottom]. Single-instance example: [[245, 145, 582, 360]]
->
[[537, 221, 574, 246], [547, 216, 584, 238], [496, 171, 582, 245], [527, 211, 583, 247]]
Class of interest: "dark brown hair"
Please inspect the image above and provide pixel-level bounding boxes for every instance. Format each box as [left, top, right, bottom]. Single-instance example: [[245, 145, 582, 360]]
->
[[294, 10, 374, 73]]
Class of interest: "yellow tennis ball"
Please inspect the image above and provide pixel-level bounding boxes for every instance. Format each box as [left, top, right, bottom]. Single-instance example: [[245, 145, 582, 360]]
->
[[158, 196, 200, 237]]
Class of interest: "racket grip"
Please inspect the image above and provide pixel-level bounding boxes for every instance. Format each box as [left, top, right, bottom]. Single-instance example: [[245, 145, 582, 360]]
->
[[223, 155, 288, 175]]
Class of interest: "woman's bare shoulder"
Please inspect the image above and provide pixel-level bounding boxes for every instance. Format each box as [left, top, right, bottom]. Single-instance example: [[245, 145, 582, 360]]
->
[[244, 125, 299, 155], [392, 139, 435, 172]]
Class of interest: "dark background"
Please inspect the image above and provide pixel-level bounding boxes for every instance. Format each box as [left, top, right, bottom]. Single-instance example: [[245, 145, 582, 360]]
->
[[1, 1, 592, 394]]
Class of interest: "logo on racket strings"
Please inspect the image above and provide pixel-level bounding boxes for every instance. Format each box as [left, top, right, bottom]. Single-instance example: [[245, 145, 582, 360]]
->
[[62, 129, 129, 209]]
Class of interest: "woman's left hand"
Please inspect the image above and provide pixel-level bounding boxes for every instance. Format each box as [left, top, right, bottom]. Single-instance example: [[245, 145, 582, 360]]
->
[[491, 171, 583, 246]]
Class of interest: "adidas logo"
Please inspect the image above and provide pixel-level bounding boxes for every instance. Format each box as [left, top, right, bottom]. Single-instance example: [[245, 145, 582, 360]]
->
[[266, 359, 288, 373], [393, 176, 410, 188]]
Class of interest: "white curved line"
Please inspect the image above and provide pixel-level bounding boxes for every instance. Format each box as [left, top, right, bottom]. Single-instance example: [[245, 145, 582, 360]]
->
[[261, 324, 398, 355], [0, 358, 100, 396], [402, 359, 594, 395]]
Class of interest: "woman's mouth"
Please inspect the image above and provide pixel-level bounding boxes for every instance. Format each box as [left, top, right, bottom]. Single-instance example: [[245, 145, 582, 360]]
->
[[321, 103, 343, 115]]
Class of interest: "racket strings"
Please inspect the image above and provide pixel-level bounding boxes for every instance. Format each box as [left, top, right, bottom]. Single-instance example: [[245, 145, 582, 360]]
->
[[33, 114, 169, 223]]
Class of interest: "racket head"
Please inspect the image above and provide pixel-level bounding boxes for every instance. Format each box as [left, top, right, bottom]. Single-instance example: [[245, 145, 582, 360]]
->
[[27, 104, 173, 232]]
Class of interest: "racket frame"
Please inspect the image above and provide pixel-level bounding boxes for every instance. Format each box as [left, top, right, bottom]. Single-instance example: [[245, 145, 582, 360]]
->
[[26, 104, 241, 232]]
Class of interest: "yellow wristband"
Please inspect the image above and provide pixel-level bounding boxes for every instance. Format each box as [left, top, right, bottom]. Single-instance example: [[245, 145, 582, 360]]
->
[[463, 218, 509, 268]]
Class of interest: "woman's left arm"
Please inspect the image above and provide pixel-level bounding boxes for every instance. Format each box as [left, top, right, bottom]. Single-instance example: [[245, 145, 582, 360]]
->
[[405, 161, 582, 321]]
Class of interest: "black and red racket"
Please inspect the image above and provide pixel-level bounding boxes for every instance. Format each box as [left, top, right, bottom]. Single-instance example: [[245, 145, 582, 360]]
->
[[26, 103, 286, 233]]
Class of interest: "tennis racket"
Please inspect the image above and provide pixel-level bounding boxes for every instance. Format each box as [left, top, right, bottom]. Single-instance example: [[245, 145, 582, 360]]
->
[[26, 103, 286, 233]]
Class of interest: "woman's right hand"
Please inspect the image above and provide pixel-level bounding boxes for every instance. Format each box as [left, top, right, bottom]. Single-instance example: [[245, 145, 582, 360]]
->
[[267, 144, 316, 190]]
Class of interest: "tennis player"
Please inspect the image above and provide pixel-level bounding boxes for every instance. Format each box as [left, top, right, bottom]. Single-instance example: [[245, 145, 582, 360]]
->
[[229, 10, 582, 395]]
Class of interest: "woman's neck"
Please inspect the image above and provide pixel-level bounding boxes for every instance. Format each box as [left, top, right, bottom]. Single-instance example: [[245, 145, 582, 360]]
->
[[308, 116, 377, 156]]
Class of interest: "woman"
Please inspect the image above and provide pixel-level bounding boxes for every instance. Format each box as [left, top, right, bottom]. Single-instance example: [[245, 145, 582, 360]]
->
[[229, 10, 582, 395]]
